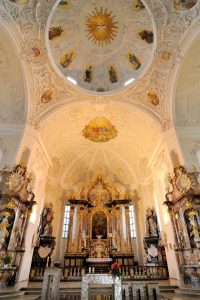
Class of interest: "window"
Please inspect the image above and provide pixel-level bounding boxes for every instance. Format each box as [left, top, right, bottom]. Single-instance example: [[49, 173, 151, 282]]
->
[[62, 204, 70, 238], [129, 205, 136, 238]]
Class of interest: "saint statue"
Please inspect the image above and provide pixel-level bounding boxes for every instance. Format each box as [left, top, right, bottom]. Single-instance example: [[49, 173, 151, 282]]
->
[[189, 214, 200, 239]]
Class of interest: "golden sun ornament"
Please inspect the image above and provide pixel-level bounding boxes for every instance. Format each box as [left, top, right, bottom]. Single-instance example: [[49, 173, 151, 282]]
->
[[86, 7, 118, 46]]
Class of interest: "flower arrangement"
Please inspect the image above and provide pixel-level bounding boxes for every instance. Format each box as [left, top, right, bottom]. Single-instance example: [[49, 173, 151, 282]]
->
[[111, 260, 121, 278]]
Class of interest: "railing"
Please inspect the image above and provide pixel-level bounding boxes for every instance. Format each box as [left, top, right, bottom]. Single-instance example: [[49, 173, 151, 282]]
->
[[29, 265, 168, 281]]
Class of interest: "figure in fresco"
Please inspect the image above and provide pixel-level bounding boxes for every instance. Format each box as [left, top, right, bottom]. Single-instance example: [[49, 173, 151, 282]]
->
[[174, 0, 197, 10], [133, 0, 145, 11], [84, 66, 93, 83], [139, 30, 153, 44], [49, 27, 63, 40], [108, 66, 118, 83], [92, 211, 107, 239], [60, 52, 74, 68], [128, 53, 141, 70]]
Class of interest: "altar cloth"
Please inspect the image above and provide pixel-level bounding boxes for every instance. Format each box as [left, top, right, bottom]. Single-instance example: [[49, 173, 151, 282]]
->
[[86, 258, 112, 263], [81, 274, 122, 300]]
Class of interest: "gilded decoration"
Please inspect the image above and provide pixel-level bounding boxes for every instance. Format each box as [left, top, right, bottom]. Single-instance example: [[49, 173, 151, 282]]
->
[[82, 117, 118, 143], [86, 7, 118, 46]]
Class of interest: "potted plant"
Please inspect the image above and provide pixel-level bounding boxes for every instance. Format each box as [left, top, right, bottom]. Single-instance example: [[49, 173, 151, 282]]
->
[[3, 255, 12, 268]]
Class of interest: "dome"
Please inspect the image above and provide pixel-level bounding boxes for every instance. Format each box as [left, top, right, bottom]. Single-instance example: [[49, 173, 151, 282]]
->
[[47, 0, 156, 95]]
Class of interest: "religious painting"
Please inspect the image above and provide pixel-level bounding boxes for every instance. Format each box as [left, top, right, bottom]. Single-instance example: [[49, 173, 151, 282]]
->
[[92, 211, 107, 239], [174, 0, 197, 10], [41, 89, 54, 104], [49, 26, 64, 40], [82, 117, 118, 143], [108, 65, 118, 83], [58, 0, 70, 10], [127, 52, 141, 70], [60, 51, 75, 68], [138, 30, 154, 44], [0, 209, 15, 250], [161, 50, 172, 61], [86, 7, 118, 46], [32, 47, 40, 58], [84, 65, 94, 83], [133, 0, 145, 11], [147, 90, 160, 106]]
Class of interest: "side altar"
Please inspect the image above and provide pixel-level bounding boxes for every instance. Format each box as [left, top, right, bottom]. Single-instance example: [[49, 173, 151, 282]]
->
[[63, 172, 134, 277]]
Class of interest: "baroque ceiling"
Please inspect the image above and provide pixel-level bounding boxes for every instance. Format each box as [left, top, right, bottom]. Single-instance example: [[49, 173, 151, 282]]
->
[[48, 0, 154, 94], [1, 0, 200, 187], [0, 0, 200, 129], [39, 102, 161, 192]]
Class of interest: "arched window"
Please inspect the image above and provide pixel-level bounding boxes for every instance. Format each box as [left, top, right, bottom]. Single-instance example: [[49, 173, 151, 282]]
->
[[129, 205, 136, 238], [62, 204, 70, 238]]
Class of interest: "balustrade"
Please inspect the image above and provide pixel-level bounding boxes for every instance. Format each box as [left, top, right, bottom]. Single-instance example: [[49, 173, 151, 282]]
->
[[30, 265, 168, 281]]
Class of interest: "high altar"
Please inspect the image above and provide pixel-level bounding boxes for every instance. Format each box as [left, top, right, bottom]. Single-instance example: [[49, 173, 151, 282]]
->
[[64, 172, 134, 273]]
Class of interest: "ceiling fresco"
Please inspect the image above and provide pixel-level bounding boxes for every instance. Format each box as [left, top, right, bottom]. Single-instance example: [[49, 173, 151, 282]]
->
[[0, 0, 200, 129], [48, 0, 155, 94], [82, 117, 118, 143]]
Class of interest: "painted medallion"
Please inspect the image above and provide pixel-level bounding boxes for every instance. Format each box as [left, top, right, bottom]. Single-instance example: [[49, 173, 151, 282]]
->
[[82, 117, 118, 143]]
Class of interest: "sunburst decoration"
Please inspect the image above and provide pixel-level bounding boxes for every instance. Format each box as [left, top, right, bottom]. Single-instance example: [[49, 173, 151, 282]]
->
[[86, 7, 118, 46]]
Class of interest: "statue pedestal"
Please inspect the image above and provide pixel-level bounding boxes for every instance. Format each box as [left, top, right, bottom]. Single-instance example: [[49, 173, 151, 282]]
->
[[81, 274, 122, 300]]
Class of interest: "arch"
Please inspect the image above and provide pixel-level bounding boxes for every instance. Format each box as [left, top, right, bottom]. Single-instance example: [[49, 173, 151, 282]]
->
[[0, 7, 32, 125], [170, 16, 200, 125]]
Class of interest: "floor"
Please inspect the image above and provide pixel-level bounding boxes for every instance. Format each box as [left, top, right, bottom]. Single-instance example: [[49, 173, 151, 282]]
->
[[1, 279, 199, 300]]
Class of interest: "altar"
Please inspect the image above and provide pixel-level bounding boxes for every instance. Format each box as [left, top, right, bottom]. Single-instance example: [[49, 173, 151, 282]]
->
[[81, 274, 122, 300]]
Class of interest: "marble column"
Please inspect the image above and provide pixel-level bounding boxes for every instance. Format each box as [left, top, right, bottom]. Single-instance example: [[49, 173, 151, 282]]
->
[[66, 206, 74, 252], [125, 206, 132, 252]]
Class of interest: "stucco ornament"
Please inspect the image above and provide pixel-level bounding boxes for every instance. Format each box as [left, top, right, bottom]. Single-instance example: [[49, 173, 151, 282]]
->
[[175, 167, 192, 193], [0, 0, 200, 128], [6, 165, 26, 193]]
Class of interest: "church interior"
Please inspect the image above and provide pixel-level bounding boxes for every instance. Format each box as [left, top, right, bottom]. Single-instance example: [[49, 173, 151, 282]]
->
[[0, 0, 200, 299]]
